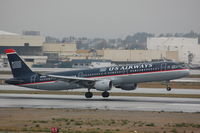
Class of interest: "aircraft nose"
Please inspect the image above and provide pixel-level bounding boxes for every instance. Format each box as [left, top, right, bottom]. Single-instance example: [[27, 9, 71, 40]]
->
[[184, 69, 190, 76]]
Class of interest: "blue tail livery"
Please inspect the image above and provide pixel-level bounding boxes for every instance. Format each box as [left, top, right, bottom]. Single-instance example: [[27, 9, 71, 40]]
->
[[5, 49, 35, 78]]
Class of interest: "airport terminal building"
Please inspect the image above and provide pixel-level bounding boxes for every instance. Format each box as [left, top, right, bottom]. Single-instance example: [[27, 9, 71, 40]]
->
[[1, 30, 199, 68], [0, 31, 43, 55], [147, 37, 200, 64], [0, 31, 47, 67]]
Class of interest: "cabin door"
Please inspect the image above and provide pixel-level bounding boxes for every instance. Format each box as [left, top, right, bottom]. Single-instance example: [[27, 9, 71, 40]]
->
[[78, 72, 84, 77], [161, 63, 167, 71], [30, 74, 37, 88]]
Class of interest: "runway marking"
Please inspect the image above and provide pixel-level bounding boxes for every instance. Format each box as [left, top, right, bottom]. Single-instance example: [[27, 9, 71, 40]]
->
[[168, 103, 200, 106], [136, 106, 162, 109]]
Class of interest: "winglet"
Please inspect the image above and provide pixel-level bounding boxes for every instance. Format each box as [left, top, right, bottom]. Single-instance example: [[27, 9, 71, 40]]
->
[[5, 49, 16, 54]]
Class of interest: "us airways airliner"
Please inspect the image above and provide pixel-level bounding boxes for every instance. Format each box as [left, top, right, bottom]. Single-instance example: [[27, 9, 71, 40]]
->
[[5, 49, 189, 98]]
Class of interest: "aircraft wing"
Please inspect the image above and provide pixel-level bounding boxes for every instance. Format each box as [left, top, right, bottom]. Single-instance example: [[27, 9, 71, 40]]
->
[[48, 74, 97, 83]]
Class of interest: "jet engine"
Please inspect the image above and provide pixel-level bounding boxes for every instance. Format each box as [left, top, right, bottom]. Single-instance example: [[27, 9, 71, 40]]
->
[[116, 83, 137, 91], [94, 80, 112, 91]]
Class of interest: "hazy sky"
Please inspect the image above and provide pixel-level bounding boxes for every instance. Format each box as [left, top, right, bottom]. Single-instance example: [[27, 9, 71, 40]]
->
[[0, 0, 200, 38]]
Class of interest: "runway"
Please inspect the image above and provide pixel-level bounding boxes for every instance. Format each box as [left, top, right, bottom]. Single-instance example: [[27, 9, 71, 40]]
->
[[0, 93, 200, 113]]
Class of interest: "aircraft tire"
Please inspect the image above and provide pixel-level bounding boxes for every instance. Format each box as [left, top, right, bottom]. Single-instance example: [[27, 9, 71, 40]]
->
[[102, 91, 109, 98], [166, 87, 172, 91], [85, 92, 93, 98]]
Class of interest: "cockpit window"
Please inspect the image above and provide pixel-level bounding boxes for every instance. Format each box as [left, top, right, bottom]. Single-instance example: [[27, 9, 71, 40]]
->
[[170, 62, 187, 70], [177, 63, 187, 69]]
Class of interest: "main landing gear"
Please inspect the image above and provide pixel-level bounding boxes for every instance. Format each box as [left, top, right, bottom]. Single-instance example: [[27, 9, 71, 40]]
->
[[85, 91, 93, 98], [85, 89, 110, 98], [102, 91, 110, 98]]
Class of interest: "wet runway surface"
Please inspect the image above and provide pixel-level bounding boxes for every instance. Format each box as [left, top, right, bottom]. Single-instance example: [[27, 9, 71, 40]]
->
[[0, 94, 200, 113]]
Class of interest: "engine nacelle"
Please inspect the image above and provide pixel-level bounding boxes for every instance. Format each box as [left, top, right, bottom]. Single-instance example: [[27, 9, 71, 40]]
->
[[116, 83, 137, 91], [94, 80, 112, 91]]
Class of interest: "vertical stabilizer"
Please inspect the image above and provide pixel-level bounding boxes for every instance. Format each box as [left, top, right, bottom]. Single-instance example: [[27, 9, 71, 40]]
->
[[5, 49, 35, 78]]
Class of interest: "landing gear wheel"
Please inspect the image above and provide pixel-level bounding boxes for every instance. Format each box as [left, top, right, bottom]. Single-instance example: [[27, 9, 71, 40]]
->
[[85, 92, 93, 98], [164, 81, 172, 91], [102, 91, 110, 98], [166, 87, 171, 91]]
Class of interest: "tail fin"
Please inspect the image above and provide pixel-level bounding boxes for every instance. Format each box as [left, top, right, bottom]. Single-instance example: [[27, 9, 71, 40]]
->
[[5, 49, 35, 78]]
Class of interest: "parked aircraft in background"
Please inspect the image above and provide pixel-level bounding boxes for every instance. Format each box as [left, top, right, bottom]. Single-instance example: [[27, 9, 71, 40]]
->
[[5, 49, 189, 98]]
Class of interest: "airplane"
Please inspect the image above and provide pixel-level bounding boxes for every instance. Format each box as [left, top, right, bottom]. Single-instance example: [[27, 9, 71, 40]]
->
[[4, 49, 190, 98]]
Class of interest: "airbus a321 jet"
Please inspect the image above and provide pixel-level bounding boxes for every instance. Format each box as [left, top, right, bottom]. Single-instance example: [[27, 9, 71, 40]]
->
[[5, 49, 189, 98]]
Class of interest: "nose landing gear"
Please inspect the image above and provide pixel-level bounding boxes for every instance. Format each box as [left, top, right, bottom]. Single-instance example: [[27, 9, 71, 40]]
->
[[162, 81, 172, 91], [165, 81, 172, 91], [166, 86, 172, 91]]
